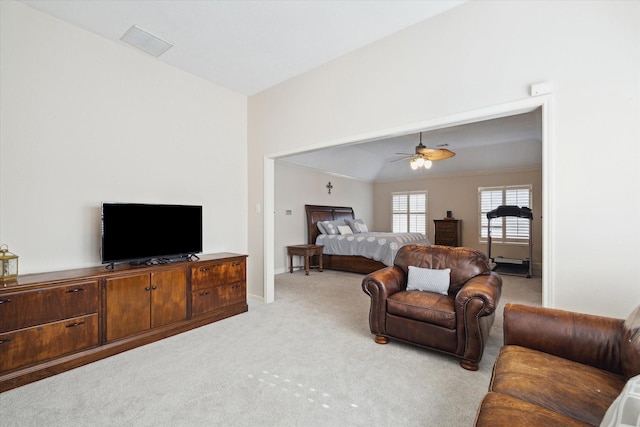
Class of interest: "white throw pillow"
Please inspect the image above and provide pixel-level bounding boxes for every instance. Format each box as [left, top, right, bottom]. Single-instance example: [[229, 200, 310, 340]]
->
[[320, 220, 345, 235], [600, 374, 640, 427], [406, 266, 451, 295], [337, 225, 353, 235], [346, 218, 368, 233]]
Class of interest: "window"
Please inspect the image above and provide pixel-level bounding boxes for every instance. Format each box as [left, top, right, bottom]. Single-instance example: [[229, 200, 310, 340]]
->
[[392, 191, 427, 234], [479, 185, 532, 243]]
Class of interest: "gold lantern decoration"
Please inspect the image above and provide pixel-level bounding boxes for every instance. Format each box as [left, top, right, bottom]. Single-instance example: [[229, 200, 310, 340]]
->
[[0, 244, 19, 283]]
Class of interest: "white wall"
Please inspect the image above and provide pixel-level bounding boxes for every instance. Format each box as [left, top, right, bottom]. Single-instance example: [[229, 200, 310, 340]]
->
[[274, 161, 373, 274], [249, 1, 640, 317], [0, 2, 248, 274], [373, 167, 543, 268]]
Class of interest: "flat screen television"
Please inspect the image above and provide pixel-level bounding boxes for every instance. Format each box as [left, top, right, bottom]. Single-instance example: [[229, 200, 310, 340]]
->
[[101, 203, 202, 266]]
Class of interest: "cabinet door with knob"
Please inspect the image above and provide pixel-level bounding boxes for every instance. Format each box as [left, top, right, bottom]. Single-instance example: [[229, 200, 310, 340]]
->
[[105, 269, 186, 342], [150, 269, 186, 328]]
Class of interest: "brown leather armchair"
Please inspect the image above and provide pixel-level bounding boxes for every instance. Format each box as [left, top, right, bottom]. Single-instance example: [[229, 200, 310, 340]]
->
[[474, 303, 640, 425], [362, 244, 502, 370]]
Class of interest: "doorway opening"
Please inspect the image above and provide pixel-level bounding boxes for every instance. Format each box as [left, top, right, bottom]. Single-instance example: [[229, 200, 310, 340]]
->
[[264, 96, 552, 306]]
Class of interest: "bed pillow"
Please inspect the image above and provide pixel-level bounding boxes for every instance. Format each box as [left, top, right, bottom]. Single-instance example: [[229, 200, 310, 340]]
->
[[319, 220, 346, 235], [406, 266, 451, 295], [337, 225, 353, 235], [347, 218, 369, 233], [317, 222, 328, 234]]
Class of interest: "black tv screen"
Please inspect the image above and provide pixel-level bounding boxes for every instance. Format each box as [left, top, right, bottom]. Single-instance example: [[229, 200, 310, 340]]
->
[[101, 203, 202, 265]]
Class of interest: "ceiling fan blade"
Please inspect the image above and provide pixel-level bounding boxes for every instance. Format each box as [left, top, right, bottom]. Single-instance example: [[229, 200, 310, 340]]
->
[[416, 147, 456, 161], [391, 142, 455, 164], [390, 155, 413, 162]]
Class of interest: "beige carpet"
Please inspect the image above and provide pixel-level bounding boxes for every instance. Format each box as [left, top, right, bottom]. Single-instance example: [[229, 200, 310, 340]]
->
[[0, 270, 541, 426]]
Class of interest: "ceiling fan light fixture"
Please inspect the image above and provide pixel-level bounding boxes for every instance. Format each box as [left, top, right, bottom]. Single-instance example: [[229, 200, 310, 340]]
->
[[410, 157, 420, 170], [398, 132, 455, 171]]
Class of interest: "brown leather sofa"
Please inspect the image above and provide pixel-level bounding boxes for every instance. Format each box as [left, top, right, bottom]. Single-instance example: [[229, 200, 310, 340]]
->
[[474, 303, 640, 426], [361, 244, 502, 370]]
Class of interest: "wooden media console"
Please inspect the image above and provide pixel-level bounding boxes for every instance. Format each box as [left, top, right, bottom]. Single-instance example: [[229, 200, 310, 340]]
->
[[0, 253, 247, 392]]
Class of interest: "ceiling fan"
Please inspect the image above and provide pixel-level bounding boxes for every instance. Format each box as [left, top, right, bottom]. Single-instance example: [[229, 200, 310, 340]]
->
[[392, 132, 455, 170]]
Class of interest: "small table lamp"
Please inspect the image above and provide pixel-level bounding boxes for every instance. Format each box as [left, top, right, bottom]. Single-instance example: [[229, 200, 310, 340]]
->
[[0, 244, 18, 283]]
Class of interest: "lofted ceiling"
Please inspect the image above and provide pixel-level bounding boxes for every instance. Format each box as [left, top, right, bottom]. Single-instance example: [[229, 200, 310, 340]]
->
[[279, 109, 543, 182], [19, 0, 541, 180], [19, 0, 466, 95]]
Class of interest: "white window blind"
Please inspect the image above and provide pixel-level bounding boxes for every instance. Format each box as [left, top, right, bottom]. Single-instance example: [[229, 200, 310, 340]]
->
[[479, 185, 531, 243], [392, 191, 426, 234]]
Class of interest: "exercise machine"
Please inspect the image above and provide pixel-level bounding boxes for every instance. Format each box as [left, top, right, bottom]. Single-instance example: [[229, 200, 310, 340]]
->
[[486, 205, 533, 278]]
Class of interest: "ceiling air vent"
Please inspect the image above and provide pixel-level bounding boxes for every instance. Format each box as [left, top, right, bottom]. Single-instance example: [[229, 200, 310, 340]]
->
[[121, 25, 173, 57]]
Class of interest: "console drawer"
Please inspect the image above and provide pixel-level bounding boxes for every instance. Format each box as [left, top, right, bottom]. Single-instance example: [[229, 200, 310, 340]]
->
[[0, 314, 99, 372], [191, 259, 245, 291], [0, 280, 99, 333], [191, 283, 246, 316], [191, 288, 216, 316], [216, 282, 246, 309]]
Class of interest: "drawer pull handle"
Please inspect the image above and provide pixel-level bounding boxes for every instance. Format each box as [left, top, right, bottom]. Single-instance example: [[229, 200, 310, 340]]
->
[[0, 338, 11, 344], [0, 298, 11, 305], [66, 321, 85, 328], [199, 291, 210, 296], [145, 287, 151, 291], [199, 267, 210, 272], [65, 288, 85, 293]]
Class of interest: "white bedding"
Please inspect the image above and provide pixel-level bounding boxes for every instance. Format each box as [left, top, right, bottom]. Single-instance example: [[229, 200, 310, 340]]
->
[[316, 232, 430, 266]]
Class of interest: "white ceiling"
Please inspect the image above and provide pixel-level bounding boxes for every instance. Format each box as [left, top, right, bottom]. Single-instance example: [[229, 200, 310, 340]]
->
[[19, 0, 466, 95], [279, 110, 543, 181], [19, 0, 541, 181]]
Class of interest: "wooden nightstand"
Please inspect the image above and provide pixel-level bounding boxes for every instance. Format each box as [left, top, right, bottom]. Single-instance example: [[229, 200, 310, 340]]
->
[[287, 244, 323, 275]]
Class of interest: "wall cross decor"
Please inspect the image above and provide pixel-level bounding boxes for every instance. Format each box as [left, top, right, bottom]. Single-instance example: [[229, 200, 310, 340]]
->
[[326, 181, 333, 194]]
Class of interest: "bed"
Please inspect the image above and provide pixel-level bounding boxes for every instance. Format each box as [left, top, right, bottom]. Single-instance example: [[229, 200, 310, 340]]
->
[[305, 204, 430, 274]]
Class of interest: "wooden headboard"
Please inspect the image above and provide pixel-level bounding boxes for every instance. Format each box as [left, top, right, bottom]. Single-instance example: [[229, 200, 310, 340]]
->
[[305, 204, 356, 244]]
